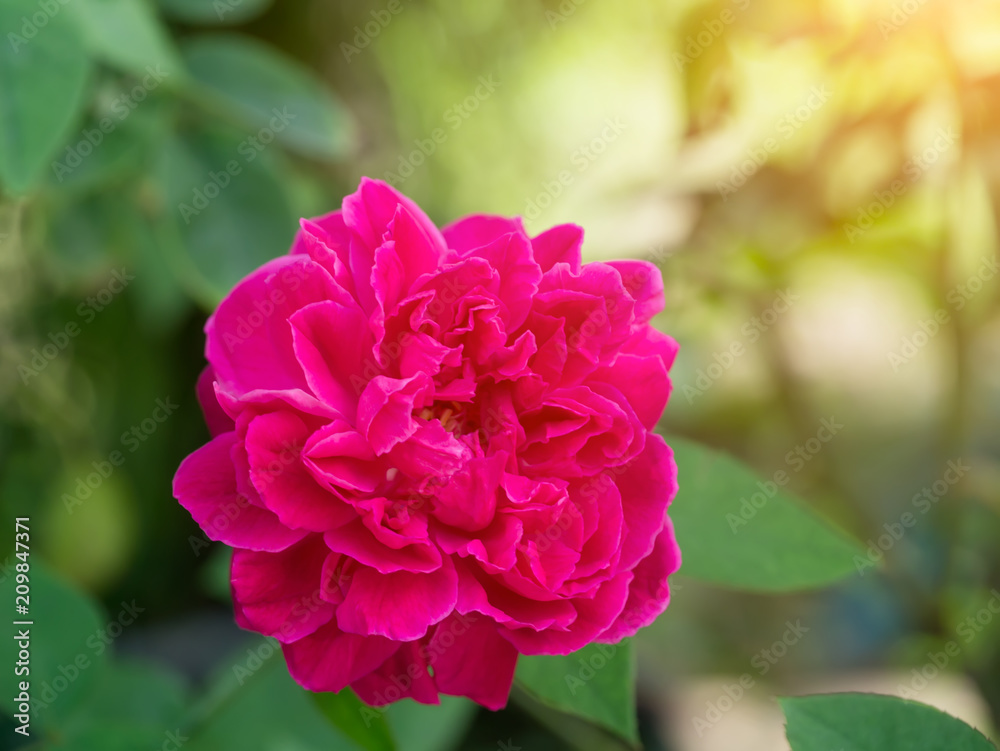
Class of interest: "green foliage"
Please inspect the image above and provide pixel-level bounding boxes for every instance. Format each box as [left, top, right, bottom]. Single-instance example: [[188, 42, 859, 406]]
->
[[515, 641, 637, 744], [69, 0, 183, 79], [156, 0, 273, 26], [781, 693, 997, 751], [669, 436, 867, 591], [386, 696, 477, 751], [312, 689, 398, 751], [181, 34, 354, 161], [155, 123, 298, 304], [0, 0, 92, 194]]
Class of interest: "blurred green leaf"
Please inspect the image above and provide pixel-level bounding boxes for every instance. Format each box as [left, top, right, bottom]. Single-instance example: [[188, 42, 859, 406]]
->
[[156, 0, 273, 26], [668, 436, 866, 592], [387, 696, 477, 751], [52, 661, 188, 750], [0, 558, 107, 729], [154, 123, 297, 305], [185, 655, 360, 751], [181, 34, 354, 161], [69, 0, 184, 81], [45, 118, 144, 194], [120, 197, 192, 330], [515, 641, 637, 744], [780, 693, 996, 751], [46, 195, 121, 279], [311, 689, 397, 751], [0, 0, 92, 194]]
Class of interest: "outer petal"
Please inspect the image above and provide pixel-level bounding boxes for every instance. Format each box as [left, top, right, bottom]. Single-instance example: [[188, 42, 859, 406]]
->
[[206, 255, 348, 402], [590, 351, 671, 431], [604, 260, 664, 326], [615, 433, 678, 571], [351, 641, 439, 706], [173, 433, 306, 552], [231, 536, 335, 642], [531, 223, 583, 273], [282, 620, 398, 693], [499, 571, 632, 655], [443, 214, 526, 256], [597, 520, 680, 643], [196, 366, 235, 437], [427, 612, 518, 710], [337, 561, 458, 641], [343, 177, 446, 257]]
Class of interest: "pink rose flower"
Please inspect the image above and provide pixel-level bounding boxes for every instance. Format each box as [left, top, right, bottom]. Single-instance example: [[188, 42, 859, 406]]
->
[[174, 178, 680, 710]]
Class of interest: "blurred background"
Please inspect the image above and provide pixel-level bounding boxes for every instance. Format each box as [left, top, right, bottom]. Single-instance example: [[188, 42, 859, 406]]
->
[[2, 0, 1000, 748]]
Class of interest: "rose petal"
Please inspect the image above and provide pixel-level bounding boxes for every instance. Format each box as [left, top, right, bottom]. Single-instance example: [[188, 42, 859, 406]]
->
[[173, 433, 306, 552], [231, 535, 336, 642], [337, 561, 458, 641], [427, 612, 518, 710], [282, 620, 398, 693]]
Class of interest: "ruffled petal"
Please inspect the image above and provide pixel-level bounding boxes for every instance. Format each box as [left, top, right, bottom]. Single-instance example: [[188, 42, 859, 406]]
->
[[337, 561, 458, 641], [427, 613, 517, 710], [173, 433, 306, 552], [231, 536, 336, 642]]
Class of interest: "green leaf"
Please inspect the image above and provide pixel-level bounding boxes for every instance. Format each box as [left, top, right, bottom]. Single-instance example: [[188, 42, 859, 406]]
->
[[154, 123, 298, 305], [387, 696, 478, 751], [668, 436, 866, 591], [184, 655, 360, 751], [311, 689, 397, 751], [515, 640, 637, 744], [780, 693, 997, 751], [69, 0, 184, 81], [0, 0, 92, 194], [0, 558, 107, 728], [156, 0, 273, 25], [52, 661, 188, 750], [181, 34, 354, 161]]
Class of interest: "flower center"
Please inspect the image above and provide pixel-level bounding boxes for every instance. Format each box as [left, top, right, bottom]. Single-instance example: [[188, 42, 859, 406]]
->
[[418, 401, 470, 435]]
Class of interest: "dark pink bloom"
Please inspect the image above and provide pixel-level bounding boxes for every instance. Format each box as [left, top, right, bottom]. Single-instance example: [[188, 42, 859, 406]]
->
[[174, 178, 680, 710]]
